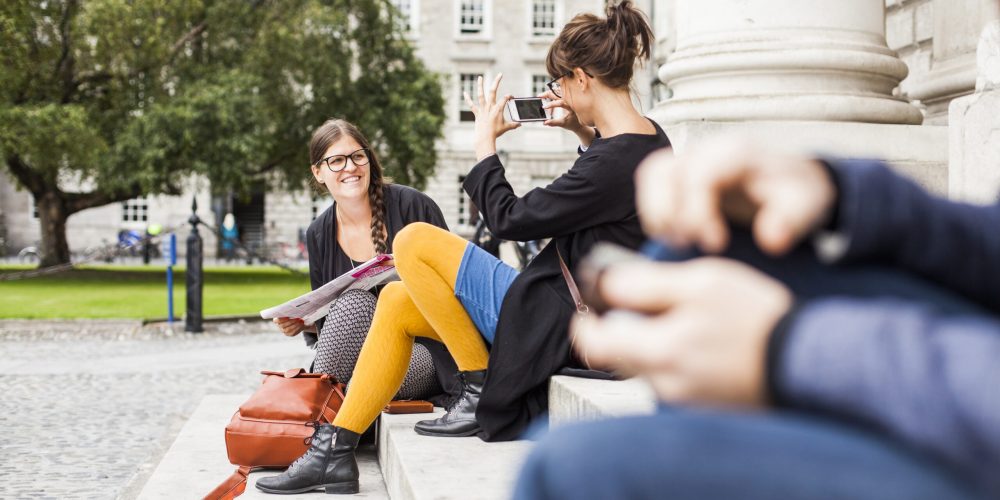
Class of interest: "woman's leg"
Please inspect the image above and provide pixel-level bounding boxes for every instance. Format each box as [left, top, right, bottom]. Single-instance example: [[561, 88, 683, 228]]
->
[[392, 222, 491, 370], [332, 281, 443, 433], [514, 409, 985, 500], [313, 289, 440, 399], [313, 290, 377, 384]]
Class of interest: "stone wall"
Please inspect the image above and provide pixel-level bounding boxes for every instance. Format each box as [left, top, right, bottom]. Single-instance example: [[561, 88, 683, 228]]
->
[[885, 0, 935, 103]]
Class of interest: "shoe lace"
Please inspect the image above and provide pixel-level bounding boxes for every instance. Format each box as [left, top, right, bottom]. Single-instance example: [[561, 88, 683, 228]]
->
[[287, 421, 323, 473]]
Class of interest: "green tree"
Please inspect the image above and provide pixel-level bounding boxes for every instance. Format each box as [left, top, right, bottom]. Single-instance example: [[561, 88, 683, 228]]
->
[[0, 0, 445, 267]]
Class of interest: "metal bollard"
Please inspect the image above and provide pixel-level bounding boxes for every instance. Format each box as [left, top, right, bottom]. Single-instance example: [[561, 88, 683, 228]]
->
[[185, 197, 204, 333]]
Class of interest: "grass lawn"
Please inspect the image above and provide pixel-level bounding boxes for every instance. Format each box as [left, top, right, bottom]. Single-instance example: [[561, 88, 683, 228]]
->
[[0, 264, 310, 319]]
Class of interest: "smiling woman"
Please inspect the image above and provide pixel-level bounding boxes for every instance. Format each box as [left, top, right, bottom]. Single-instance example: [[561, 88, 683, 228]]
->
[[267, 119, 459, 427]]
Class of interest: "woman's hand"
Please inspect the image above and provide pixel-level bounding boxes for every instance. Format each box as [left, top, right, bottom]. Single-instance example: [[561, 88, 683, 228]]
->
[[635, 141, 837, 256], [273, 317, 313, 337], [570, 257, 793, 408], [465, 74, 520, 161], [538, 90, 596, 147]]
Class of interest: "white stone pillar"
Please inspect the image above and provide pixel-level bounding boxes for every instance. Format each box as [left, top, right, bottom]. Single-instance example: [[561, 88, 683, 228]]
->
[[652, 0, 923, 125], [948, 20, 1000, 203], [909, 0, 1000, 123]]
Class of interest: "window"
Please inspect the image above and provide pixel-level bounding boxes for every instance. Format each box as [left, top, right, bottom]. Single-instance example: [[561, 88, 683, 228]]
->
[[531, 0, 557, 37], [29, 196, 38, 219], [459, 0, 485, 35], [121, 197, 148, 223], [532, 74, 549, 96], [390, 0, 418, 34], [459, 73, 482, 122]]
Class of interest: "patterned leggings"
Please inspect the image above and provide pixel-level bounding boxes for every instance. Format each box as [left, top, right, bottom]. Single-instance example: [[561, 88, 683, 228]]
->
[[313, 289, 440, 400]]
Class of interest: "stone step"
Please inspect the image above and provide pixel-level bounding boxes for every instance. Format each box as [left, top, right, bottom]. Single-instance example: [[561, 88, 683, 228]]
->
[[137, 394, 388, 499], [547, 375, 656, 428], [138, 376, 654, 500], [377, 411, 531, 500]]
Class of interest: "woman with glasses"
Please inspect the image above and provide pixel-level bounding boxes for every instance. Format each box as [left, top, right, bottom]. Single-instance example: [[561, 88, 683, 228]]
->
[[271, 119, 459, 412], [257, 2, 668, 494]]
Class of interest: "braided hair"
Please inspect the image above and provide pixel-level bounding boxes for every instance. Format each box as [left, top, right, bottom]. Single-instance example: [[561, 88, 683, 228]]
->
[[309, 119, 389, 255]]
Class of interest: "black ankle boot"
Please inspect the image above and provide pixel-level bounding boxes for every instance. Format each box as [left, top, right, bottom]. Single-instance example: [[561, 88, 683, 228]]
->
[[255, 423, 361, 495], [413, 370, 486, 437]]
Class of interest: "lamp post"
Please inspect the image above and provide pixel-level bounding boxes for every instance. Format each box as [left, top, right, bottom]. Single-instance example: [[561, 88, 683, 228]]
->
[[185, 197, 203, 333]]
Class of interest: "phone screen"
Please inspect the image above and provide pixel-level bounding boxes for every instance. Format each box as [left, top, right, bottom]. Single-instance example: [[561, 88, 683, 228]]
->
[[514, 99, 546, 121]]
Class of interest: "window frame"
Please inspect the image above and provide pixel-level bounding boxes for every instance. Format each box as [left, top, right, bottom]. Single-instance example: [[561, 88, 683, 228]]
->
[[458, 72, 484, 122], [389, 0, 420, 37], [121, 196, 149, 224], [454, 0, 492, 39], [529, 0, 559, 38]]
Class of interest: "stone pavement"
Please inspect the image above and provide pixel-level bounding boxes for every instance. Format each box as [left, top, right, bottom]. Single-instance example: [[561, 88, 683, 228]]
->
[[0, 319, 314, 500]]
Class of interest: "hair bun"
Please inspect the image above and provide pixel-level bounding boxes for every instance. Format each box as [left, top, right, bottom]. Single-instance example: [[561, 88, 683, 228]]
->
[[545, 0, 653, 89]]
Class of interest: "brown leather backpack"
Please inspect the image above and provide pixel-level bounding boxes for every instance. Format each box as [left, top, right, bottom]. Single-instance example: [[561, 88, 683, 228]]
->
[[204, 368, 346, 500]]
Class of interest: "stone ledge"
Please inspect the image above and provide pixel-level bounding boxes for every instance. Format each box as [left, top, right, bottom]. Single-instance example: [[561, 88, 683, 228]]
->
[[137, 394, 387, 500], [377, 411, 530, 500], [548, 375, 656, 428]]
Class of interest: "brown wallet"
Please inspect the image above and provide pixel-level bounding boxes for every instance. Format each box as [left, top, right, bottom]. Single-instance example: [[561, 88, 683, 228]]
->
[[383, 400, 434, 414]]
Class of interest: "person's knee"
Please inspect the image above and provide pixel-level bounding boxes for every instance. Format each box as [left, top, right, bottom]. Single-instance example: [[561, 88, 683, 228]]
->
[[378, 281, 408, 307], [330, 289, 376, 313], [393, 222, 443, 271]]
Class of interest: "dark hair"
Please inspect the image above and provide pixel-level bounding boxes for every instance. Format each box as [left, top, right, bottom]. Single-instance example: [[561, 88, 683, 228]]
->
[[545, 0, 654, 89], [309, 119, 389, 255]]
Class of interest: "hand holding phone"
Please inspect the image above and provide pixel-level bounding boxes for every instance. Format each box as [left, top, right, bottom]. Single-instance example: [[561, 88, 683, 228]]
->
[[505, 97, 550, 122]]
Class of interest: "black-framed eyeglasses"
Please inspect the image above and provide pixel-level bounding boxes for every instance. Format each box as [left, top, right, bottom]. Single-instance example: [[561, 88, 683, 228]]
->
[[546, 70, 593, 99], [315, 148, 370, 172], [546, 76, 565, 98]]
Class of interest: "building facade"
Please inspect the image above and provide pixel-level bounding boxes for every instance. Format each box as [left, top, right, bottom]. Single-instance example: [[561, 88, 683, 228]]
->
[[1, 0, 994, 259]]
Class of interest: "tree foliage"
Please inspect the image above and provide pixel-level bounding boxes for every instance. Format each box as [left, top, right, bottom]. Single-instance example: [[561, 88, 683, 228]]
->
[[0, 0, 445, 266]]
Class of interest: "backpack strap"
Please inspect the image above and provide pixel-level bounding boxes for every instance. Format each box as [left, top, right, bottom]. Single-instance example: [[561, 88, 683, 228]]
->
[[203, 465, 253, 500]]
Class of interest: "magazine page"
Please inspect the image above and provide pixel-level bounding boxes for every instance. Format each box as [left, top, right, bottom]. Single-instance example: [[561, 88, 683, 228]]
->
[[260, 254, 398, 324]]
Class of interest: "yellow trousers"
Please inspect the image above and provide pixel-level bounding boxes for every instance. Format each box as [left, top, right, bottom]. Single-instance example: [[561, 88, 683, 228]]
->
[[332, 223, 489, 433]]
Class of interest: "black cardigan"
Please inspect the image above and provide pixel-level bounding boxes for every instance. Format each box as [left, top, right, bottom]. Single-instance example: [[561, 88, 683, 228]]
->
[[464, 120, 671, 441], [304, 183, 460, 398]]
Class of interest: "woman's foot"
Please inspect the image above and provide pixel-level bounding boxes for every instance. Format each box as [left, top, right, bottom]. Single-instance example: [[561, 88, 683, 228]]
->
[[413, 370, 486, 437], [255, 424, 361, 495]]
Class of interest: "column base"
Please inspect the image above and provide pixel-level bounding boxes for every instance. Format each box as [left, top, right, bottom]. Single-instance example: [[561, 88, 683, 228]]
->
[[655, 120, 949, 195]]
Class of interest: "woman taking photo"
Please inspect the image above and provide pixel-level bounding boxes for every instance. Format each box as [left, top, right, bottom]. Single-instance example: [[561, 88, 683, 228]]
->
[[257, 2, 669, 495], [272, 119, 458, 404]]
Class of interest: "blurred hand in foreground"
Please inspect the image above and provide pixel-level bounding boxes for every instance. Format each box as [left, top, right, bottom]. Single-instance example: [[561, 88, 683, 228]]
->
[[571, 257, 792, 407], [635, 141, 837, 256]]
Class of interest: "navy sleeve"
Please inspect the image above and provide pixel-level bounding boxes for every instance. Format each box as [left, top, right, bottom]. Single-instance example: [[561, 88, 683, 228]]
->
[[826, 158, 1000, 311], [770, 297, 1000, 492], [462, 153, 630, 241]]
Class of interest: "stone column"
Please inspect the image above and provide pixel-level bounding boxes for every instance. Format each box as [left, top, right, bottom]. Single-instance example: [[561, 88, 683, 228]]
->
[[909, 0, 1000, 123], [948, 20, 1000, 202], [651, 0, 923, 125]]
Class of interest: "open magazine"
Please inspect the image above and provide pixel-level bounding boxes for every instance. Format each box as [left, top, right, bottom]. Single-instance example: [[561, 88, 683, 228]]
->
[[260, 254, 398, 325]]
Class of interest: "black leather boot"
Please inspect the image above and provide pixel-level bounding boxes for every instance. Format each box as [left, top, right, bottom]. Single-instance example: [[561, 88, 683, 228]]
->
[[255, 423, 361, 495], [413, 370, 486, 437]]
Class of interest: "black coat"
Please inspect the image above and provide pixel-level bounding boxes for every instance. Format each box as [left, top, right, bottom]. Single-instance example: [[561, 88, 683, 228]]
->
[[305, 183, 460, 399], [464, 120, 671, 441]]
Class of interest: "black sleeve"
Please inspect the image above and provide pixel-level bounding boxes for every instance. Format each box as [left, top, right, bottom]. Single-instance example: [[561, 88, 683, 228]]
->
[[462, 153, 630, 241]]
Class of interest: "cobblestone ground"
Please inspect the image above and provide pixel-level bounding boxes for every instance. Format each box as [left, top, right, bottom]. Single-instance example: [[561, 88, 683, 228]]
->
[[0, 319, 315, 500]]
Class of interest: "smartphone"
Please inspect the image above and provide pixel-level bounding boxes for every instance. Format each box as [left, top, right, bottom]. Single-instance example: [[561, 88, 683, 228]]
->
[[506, 97, 549, 122]]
